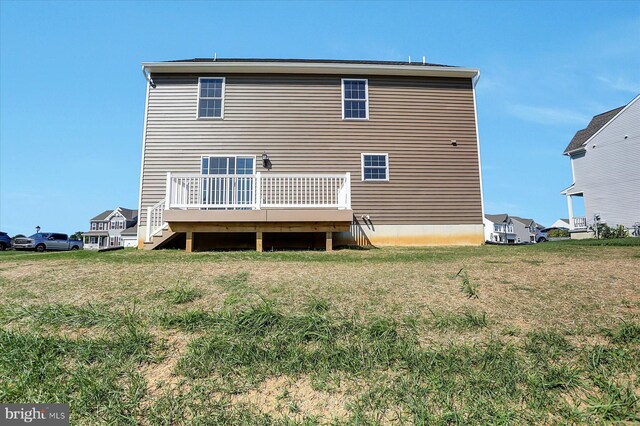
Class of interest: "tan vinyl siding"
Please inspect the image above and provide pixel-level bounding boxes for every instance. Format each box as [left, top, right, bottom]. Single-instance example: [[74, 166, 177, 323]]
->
[[140, 73, 482, 225]]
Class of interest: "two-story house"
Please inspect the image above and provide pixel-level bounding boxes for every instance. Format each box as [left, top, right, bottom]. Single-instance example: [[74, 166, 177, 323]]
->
[[511, 216, 543, 244], [137, 58, 485, 252], [561, 94, 639, 237], [483, 214, 516, 244], [83, 207, 138, 250]]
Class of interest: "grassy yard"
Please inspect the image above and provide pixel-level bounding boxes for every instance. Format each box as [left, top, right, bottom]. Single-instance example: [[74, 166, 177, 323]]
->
[[1, 240, 639, 424]]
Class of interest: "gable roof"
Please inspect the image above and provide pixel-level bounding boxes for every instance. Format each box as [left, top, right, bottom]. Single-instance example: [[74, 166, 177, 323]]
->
[[91, 208, 138, 221], [511, 216, 535, 226], [563, 105, 625, 154], [91, 210, 112, 221], [485, 214, 509, 224]]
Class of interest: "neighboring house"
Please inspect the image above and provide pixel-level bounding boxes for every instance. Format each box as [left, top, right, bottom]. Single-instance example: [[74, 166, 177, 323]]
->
[[83, 208, 138, 250], [561, 94, 640, 237], [511, 216, 543, 244], [137, 58, 484, 252], [550, 218, 570, 229], [483, 214, 517, 244]]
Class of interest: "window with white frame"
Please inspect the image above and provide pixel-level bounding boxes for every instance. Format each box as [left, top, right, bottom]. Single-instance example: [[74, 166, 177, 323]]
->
[[361, 153, 388, 181], [342, 79, 368, 119], [91, 223, 96, 230], [198, 77, 225, 119]]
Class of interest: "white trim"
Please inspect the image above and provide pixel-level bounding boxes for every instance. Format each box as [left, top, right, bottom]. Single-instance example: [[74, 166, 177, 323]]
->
[[200, 154, 257, 174], [564, 93, 640, 156], [341, 78, 369, 120], [137, 76, 151, 243], [471, 75, 485, 221], [361, 153, 389, 182], [105, 208, 124, 222], [196, 77, 226, 120], [142, 61, 480, 79]]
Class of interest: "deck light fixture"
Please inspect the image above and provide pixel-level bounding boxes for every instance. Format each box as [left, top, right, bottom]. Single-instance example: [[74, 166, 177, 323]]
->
[[262, 152, 272, 170], [35, 225, 41, 233]]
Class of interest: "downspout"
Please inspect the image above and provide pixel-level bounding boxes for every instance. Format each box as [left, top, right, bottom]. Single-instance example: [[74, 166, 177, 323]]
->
[[471, 69, 485, 240], [141, 65, 156, 88]]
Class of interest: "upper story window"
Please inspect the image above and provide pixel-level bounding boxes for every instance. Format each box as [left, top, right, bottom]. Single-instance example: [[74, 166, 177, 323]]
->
[[91, 223, 96, 230], [197, 77, 225, 119], [494, 224, 501, 232], [342, 79, 368, 119], [361, 153, 388, 181], [98, 223, 104, 230]]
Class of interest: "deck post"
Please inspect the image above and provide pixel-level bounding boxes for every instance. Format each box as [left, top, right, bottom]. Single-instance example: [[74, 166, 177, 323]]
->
[[185, 231, 193, 253], [326, 231, 333, 252], [256, 231, 263, 252]]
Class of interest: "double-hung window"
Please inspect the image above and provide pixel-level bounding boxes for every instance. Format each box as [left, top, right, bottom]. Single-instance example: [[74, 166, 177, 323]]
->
[[197, 77, 225, 119], [342, 79, 368, 119], [361, 153, 389, 181]]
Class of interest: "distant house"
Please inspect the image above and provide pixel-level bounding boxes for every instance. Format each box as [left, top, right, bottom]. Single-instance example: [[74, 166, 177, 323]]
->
[[561, 94, 640, 237], [83, 208, 138, 250], [511, 216, 543, 243], [483, 214, 516, 244], [550, 218, 570, 229]]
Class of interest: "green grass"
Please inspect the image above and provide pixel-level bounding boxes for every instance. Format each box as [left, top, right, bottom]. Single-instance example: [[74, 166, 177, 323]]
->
[[156, 282, 203, 305], [0, 243, 638, 424]]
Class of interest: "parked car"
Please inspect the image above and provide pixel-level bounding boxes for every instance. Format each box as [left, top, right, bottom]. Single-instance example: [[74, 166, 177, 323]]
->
[[12, 233, 83, 252], [0, 232, 11, 250], [535, 229, 549, 243]]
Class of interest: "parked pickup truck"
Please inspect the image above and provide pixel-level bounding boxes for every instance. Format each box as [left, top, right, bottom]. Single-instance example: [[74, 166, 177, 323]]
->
[[0, 232, 12, 250], [13, 233, 83, 252]]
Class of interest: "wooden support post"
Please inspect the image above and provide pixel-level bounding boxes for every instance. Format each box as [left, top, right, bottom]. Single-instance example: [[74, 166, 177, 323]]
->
[[256, 231, 263, 252], [185, 231, 193, 253], [326, 231, 333, 252]]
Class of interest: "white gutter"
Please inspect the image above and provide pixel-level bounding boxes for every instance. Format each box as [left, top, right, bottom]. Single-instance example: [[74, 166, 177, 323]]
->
[[141, 65, 155, 88], [141, 61, 480, 79]]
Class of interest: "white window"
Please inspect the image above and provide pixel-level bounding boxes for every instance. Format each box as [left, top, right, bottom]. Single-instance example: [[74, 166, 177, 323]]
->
[[98, 223, 103, 230], [342, 79, 368, 119], [91, 223, 96, 230], [494, 224, 501, 232], [197, 77, 225, 119], [361, 153, 389, 181]]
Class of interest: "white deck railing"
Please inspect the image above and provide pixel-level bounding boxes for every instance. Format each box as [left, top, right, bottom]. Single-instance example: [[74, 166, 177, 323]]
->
[[572, 216, 587, 229], [165, 172, 351, 210], [145, 199, 167, 242], [145, 172, 351, 242]]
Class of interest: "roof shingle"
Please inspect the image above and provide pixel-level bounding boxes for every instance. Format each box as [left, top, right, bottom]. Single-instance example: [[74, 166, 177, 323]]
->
[[165, 58, 455, 68], [563, 106, 625, 154]]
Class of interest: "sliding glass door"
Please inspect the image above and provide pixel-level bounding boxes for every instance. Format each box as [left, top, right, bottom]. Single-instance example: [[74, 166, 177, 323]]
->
[[201, 156, 255, 208]]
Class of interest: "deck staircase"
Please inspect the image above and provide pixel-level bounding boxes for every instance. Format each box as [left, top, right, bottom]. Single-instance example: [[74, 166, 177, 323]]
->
[[143, 229, 178, 250]]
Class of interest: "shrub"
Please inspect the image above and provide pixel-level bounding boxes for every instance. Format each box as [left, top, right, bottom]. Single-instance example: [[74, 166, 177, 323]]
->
[[596, 224, 629, 239], [547, 229, 570, 238]]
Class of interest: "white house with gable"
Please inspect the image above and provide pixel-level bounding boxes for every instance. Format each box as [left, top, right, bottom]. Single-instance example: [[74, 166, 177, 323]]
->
[[561, 94, 640, 237]]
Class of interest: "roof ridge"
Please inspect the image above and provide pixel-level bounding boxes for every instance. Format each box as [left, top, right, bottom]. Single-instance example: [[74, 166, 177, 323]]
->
[[592, 105, 625, 118]]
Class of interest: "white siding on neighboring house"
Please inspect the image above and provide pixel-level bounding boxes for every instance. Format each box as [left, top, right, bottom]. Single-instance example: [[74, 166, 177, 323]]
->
[[511, 219, 534, 243], [550, 219, 570, 229], [570, 97, 640, 228]]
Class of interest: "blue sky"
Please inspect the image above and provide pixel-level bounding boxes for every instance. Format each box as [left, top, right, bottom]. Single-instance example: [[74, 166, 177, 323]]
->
[[1, 1, 639, 236]]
